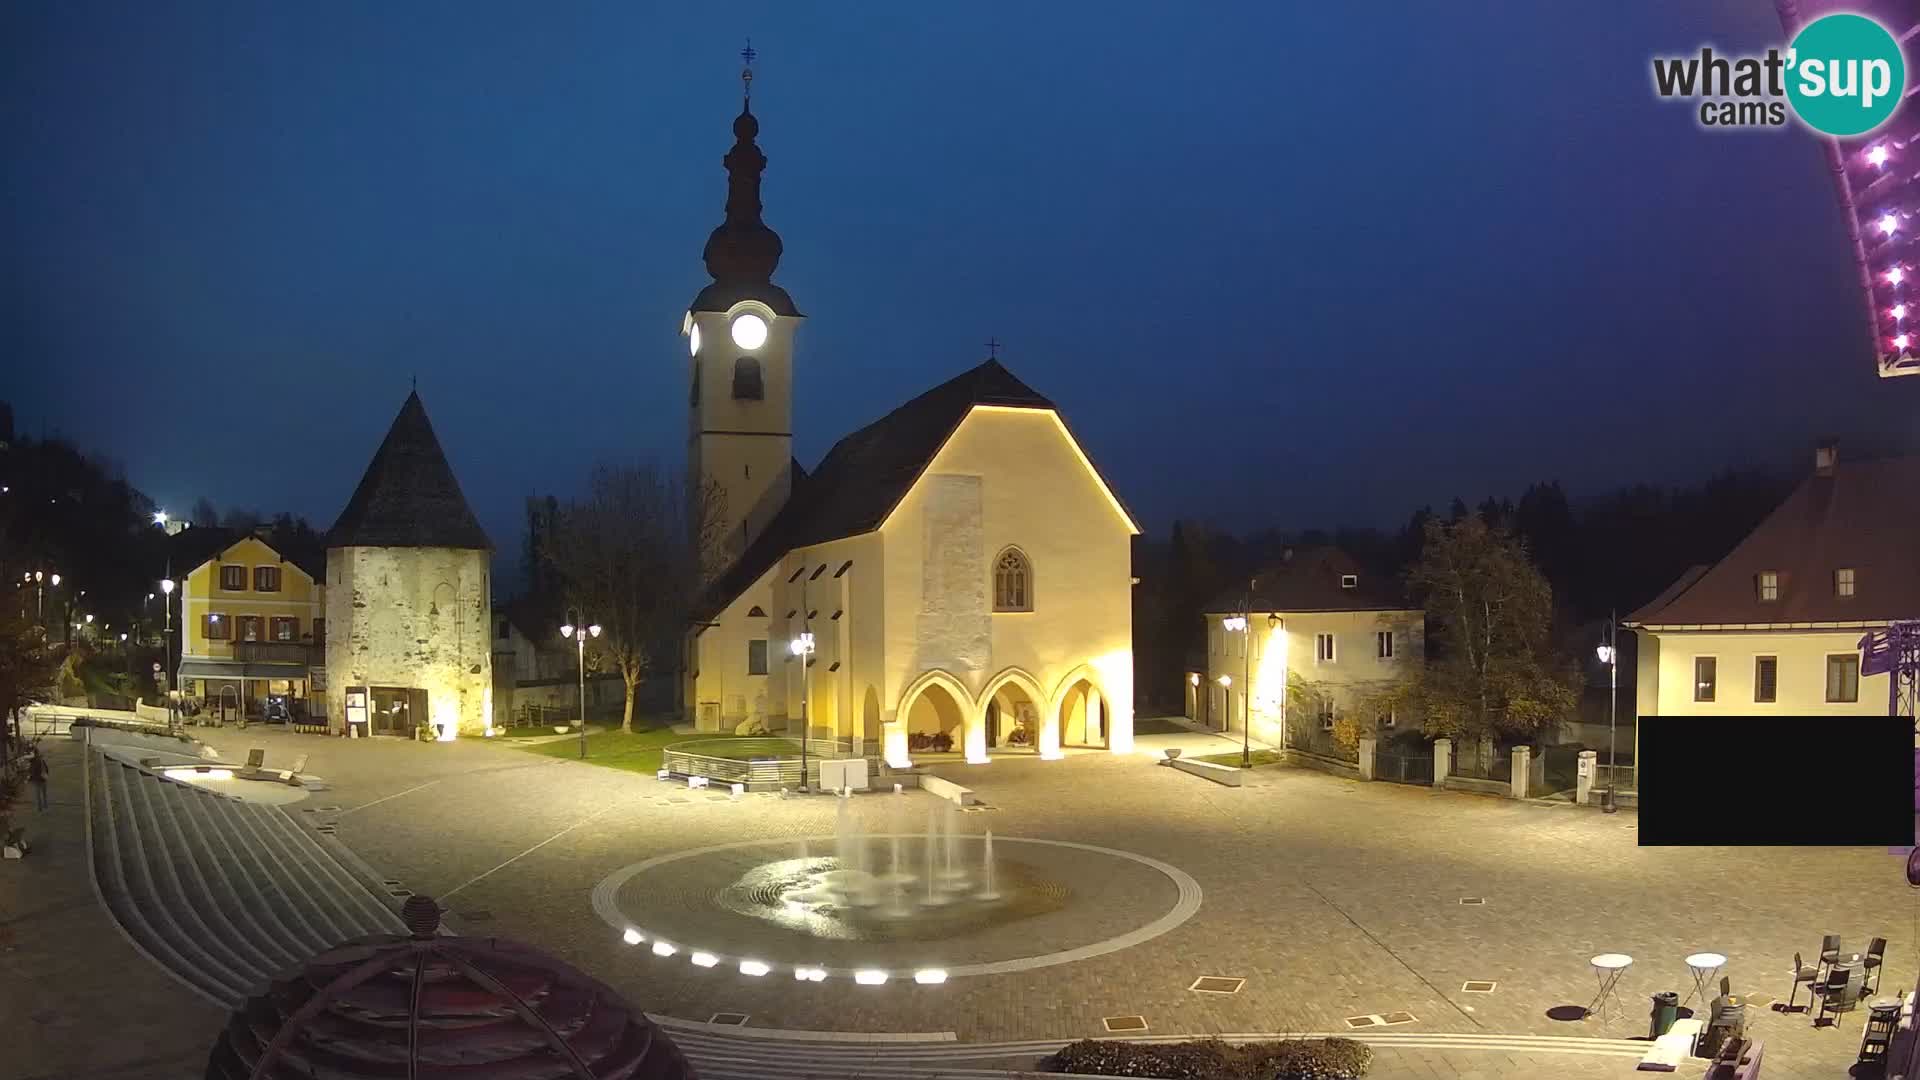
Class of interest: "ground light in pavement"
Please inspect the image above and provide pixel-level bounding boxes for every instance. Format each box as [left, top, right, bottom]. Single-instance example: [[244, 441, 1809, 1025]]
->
[[592, 831, 1203, 985]]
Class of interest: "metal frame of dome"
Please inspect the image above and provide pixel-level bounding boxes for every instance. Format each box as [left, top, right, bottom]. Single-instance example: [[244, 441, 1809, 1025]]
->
[[207, 896, 693, 1080]]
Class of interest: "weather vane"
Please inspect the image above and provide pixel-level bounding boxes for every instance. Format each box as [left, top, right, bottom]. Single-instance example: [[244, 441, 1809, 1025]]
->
[[741, 38, 756, 101]]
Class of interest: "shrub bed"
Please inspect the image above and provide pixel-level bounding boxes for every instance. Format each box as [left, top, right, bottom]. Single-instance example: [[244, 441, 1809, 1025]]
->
[[1045, 1037, 1372, 1079]]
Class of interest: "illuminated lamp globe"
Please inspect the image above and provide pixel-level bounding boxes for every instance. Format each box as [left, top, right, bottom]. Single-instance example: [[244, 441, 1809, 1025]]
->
[[1871, 144, 1890, 167], [1882, 214, 1899, 236], [689, 322, 702, 357], [49, 574, 60, 586], [1895, 304, 1908, 320], [730, 312, 769, 350], [204, 895, 694, 1080], [588, 624, 602, 638], [161, 578, 175, 596], [560, 623, 574, 640]]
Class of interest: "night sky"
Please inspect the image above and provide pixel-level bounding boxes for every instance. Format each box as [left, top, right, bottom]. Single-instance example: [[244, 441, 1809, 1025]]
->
[[5, 2, 1916, 572]]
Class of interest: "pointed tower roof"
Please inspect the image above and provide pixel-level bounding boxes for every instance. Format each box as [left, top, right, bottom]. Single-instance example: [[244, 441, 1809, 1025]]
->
[[325, 392, 491, 550]]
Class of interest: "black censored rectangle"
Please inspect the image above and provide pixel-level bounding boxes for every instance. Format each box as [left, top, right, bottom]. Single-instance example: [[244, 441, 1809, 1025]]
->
[[1637, 716, 1914, 846]]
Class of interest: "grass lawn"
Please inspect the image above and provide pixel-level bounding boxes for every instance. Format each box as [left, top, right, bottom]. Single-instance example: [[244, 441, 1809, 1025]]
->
[[1192, 749, 1287, 769], [517, 726, 688, 774]]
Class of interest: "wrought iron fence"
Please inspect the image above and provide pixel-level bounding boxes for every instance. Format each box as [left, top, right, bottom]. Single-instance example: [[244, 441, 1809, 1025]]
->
[[1448, 742, 1512, 782], [1375, 748, 1433, 785]]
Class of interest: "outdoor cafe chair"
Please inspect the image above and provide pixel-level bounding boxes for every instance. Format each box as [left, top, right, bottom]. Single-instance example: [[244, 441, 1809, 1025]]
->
[[1786, 951, 1821, 1012], [1818, 934, 1841, 971], [1813, 967, 1851, 1028], [1862, 937, 1886, 995]]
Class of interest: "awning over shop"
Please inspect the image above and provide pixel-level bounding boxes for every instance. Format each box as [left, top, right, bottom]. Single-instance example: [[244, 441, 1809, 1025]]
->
[[177, 660, 312, 681]]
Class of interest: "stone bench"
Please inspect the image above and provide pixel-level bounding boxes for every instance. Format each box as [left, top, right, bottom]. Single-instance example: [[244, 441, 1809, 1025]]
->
[[921, 775, 976, 806], [1167, 757, 1243, 787]]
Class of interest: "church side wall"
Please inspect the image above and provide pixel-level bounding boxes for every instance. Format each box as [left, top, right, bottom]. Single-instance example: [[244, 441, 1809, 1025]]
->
[[878, 407, 1135, 752], [324, 546, 493, 737], [762, 533, 880, 750], [688, 565, 777, 732]]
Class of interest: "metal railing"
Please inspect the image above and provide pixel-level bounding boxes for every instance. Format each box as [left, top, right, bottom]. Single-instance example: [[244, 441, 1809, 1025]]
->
[[233, 641, 320, 664]]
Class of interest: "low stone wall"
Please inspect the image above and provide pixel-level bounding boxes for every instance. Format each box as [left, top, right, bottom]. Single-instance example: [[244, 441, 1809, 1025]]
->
[[1167, 758, 1243, 787], [1440, 776, 1509, 797], [1284, 748, 1360, 780]]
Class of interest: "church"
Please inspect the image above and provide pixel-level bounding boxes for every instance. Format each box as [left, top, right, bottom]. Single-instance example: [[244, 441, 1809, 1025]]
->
[[682, 69, 1138, 767]]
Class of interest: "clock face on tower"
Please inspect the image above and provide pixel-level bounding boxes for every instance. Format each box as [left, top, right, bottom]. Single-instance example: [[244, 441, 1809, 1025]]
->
[[731, 313, 768, 350], [689, 323, 702, 357]]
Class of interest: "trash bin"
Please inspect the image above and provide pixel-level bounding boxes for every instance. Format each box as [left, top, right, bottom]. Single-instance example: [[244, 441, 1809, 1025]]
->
[[1650, 992, 1680, 1038]]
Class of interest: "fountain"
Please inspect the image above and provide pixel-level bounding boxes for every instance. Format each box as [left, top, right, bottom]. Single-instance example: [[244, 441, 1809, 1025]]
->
[[710, 793, 1056, 942]]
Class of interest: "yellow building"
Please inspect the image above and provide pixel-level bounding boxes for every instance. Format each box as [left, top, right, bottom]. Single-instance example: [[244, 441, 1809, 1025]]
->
[[682, 88, 1139, 766], [1199, 548, 1424, 752], [174, 530, 326, 720], [1627, 444, 1914, 722]]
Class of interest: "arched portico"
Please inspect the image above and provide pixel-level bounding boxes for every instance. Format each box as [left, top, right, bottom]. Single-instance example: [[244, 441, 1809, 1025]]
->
[[979, 666, 1048, 759], [1052, 664, 1111, 751], [894, 668, 973, 765]]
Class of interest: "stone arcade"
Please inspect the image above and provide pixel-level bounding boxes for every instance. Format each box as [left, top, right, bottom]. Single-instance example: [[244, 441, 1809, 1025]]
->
[[682, 68, 1139, 766], [323, 392, 493, 739]]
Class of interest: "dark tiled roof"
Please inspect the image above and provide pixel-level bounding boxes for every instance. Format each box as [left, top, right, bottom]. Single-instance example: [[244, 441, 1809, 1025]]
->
[[168, 527, 324, 584], [325, 392, 490, 551], [697, 360, 1061, 620], [1203, 547, 1411, 614], [1628, 455, 1920, 626]]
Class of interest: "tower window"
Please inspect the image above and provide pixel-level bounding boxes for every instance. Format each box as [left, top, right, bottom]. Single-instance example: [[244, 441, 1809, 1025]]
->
[[690, 359, 701, 406], [993, 547, 1033, 612], [1835, 568, 1855, 597], [1756, 570, 1779, 601], [732, 357, 764, 400]]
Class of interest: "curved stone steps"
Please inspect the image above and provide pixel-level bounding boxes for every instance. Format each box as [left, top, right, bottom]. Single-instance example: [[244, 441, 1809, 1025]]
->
[[87, 750, 407, 1011]]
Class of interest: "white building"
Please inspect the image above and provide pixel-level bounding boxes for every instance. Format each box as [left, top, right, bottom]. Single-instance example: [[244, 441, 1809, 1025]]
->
[[323, 392, 493, 739], [1627, 443, 1916, 721], [1198, 548, 1424, 749], [681, 87, 1139, 766]]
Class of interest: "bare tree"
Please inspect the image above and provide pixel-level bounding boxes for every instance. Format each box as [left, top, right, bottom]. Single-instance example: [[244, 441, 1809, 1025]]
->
[[544, 462, 727, 733]]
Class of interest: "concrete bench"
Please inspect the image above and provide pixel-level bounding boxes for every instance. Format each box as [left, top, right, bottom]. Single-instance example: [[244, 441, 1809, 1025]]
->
[[1638, 1017, 1705, 1071], [1168, 757, 1244, 787], [921, 775, 976, 806]]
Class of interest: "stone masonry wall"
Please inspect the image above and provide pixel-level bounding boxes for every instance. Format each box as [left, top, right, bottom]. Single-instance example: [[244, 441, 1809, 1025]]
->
[[324, 546, 493, 737]]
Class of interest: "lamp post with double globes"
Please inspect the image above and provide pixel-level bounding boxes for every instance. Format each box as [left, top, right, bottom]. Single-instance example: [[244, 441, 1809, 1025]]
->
[[561, 620, 601, 760], [160, 578, 177, 730]]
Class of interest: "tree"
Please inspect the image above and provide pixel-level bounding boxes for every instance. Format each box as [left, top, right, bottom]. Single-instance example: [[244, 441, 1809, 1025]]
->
[[0, 608, 59, 768], [190, 497, 220, 528], [543, 462, 726, 733], [1398, 516, 1577, 742]]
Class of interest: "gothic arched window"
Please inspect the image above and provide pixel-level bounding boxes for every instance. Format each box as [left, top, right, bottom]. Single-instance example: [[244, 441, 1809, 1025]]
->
[[732, 357, 764, 400], [993, 547, 1033, 612]]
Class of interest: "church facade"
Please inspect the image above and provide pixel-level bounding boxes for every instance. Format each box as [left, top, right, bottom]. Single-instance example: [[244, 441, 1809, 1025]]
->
[[682, 83, 1138, 766]]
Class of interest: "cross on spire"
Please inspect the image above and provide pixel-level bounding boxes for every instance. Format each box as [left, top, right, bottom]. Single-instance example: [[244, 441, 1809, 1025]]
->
[[984, 337, 1001, 360], [741, 38, 756, 102]]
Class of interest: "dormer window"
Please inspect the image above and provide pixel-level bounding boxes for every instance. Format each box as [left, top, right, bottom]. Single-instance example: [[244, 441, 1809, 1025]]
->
[[1835, 568, 1856, 598], [1340, 574, 1358, 589], [1756, 570, 1779, 602]]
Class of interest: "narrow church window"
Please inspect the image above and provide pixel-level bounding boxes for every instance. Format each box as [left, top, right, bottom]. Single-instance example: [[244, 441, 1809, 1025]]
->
[[747, 639, 769, 675], [732, 357, 764, 400], [993, 548, 1033, 612], [691, 359, 701, 406]]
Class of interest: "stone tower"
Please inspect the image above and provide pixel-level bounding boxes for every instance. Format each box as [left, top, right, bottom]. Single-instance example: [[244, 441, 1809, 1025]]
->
[[323, 392, 493, 738], [685, 57, 803, 561]]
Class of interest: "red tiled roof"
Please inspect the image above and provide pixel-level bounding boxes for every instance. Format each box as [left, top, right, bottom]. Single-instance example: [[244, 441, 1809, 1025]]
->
[[1628, 455, 1920, 626]]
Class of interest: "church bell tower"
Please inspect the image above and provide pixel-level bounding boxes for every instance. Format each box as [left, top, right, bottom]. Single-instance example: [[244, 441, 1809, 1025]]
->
[[686, 42, 802, 559]]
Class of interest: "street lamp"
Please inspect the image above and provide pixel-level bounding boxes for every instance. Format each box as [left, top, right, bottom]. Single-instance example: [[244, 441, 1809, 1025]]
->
[[561, 621, 601, 759], [153, 510, 169, 527], [792, 631, 816, 792], [160, 579, 176, 729], [1595, 612, 1619, 814]]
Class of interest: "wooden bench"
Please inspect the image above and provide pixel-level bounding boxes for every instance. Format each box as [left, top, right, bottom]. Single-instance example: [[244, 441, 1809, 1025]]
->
[[1168, 757, 1244, 787], [921, 775, 976, 806]]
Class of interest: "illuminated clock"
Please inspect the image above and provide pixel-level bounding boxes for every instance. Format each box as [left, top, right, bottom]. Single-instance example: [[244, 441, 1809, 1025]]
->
[[689, 322, 702, 357], [730, 313, 768, 350]]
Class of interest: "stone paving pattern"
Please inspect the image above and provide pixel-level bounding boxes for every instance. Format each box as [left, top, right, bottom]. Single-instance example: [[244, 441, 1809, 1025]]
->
[[3, 738, 224, 1079], [195, 728, 1906, 1079]]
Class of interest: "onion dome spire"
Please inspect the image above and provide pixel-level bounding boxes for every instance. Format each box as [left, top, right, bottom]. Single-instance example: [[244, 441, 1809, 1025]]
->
[[703, 38, 783, 287]]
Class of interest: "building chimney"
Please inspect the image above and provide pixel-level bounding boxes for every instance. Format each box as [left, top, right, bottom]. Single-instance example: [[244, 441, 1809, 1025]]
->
[[1814, 440, 1838, 477]]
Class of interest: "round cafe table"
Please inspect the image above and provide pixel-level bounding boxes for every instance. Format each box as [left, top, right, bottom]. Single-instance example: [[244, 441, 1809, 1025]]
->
[[1588, 953, 1634, 1025], [1684, 952, 1727, 1009]]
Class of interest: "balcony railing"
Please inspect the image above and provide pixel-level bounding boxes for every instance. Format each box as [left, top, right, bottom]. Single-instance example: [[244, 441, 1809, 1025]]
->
[[233, 641, 320, 665]]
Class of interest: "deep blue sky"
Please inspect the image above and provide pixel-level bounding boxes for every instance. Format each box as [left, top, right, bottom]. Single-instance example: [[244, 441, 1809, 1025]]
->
[[5, 2, 1916, 568]]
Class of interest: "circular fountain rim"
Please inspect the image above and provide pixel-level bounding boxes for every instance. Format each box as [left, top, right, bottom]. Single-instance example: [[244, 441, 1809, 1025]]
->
[[591, 834, 1203, 981]]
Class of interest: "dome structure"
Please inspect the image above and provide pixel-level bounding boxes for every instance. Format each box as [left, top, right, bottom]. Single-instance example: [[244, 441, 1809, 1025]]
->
[[206, 896, 694, 1079]]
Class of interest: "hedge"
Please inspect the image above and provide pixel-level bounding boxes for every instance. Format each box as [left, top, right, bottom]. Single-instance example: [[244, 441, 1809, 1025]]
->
[[1045, 1037, 1372, 1080]]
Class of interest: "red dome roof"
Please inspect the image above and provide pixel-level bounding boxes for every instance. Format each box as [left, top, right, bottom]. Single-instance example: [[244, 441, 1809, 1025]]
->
[[206, 896, 694, 1079]]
